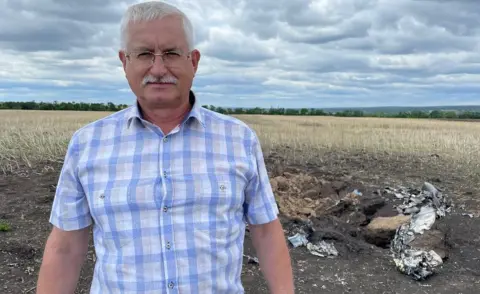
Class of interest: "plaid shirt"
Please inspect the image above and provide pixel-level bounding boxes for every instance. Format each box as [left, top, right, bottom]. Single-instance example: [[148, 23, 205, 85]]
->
[[49, 91, 279, 293]]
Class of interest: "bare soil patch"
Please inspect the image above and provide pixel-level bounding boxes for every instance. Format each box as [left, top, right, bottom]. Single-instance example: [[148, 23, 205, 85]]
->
[[1, 151, 479, 294]]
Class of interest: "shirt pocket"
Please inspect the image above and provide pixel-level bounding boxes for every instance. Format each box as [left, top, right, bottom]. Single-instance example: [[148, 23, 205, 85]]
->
[[90, 182, 158, 254], [172, 173, 246, 231]]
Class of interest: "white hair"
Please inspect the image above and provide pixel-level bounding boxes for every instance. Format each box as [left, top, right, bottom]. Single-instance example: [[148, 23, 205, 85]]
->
[[120, 1, 195, 51]]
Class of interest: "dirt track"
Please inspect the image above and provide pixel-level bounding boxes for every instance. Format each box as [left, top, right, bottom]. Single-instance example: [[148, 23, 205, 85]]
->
[[1, 152, 479, 294]]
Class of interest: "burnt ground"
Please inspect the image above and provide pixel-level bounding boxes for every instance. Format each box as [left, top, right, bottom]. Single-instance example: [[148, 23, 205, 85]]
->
[[1, 151, 479, 294]]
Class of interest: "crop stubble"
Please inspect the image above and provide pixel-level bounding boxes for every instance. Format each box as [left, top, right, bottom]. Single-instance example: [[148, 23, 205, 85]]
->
[[1, 110, 479, 177]]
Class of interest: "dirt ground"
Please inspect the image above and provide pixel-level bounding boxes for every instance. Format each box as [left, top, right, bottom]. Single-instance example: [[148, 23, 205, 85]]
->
[[1, 151, 479, 294]]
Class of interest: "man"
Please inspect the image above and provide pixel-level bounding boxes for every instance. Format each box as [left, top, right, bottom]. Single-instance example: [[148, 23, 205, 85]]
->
[[36, 1, 294, 293]]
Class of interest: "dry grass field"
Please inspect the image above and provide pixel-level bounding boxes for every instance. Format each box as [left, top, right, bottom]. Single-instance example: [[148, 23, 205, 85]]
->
[[1, 109, 479, 176], [243, 114, 479, 172], [1, 109, 479, 293]]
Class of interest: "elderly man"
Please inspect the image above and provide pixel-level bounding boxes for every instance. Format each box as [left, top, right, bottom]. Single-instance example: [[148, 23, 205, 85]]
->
[[36, 1, 294, 293]]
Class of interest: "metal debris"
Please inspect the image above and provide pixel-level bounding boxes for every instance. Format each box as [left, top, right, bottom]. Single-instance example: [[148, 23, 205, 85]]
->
[[388, 182, 452, 217], [410, 206, 436, 234], [390, 182, 451, 280], [352, 189, 362, 196], [288, 230, 338, 258], [384, 186, 415, 200], [392, 249, 443, 280], [307, 241, 338, 258], [243, 254, 259, 265], [288, 232, 309, 248]]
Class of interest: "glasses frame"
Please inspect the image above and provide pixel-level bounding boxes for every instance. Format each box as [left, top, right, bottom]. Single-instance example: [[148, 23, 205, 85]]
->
[[125, 49, 191, 68]]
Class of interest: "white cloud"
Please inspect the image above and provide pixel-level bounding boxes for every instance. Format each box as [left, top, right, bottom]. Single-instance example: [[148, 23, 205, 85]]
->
[[0, 0, 479, 108]]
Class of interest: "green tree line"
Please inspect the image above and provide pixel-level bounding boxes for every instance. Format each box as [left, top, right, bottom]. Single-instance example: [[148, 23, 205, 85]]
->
[[1, 101, 479, 119], [0, 101, 129, 112], [203, 105, 480, 119]]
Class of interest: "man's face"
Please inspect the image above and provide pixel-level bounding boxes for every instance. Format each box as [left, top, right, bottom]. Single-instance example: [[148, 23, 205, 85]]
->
[[119, 15, 200, 108]]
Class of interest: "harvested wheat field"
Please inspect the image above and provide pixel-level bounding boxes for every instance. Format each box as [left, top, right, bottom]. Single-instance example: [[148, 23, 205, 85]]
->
[[1, 110, 479, 294]]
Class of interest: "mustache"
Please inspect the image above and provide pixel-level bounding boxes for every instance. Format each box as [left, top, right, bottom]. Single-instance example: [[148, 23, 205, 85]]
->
[[142, 75, 178, 86]]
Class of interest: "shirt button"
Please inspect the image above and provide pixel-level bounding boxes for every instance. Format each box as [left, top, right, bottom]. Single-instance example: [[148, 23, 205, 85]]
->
[[163, 171, 167, 177], [166, 241, 171, 249], [163, 137, 168, 143], [168, 281, 175, 289], [163, 206, 168, 212]]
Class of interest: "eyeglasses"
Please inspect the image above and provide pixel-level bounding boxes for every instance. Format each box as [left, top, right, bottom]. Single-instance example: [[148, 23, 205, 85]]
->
[[126, 49, 190, 68]]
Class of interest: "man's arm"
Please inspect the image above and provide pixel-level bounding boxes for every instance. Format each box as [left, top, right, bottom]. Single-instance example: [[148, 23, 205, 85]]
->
[[37, 131, 93, 293], [37, 226, 90, 294], [243, 130, 294, 293], [249, 219, 294, 294]]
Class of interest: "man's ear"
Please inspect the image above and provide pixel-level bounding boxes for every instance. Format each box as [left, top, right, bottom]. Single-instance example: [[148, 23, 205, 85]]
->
[[119, 50, 127, 71], [190, 49, 201, 75]]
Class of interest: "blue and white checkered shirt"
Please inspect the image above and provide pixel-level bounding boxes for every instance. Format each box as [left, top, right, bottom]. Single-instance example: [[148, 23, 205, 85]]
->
[[49, 91, 279, 293]]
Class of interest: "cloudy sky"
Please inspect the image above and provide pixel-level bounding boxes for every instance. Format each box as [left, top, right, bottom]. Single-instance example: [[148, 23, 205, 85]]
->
[[1, 0, 479, 108]]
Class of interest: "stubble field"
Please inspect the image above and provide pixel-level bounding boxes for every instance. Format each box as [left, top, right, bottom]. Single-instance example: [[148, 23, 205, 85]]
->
[[1, 109, 479, 293]]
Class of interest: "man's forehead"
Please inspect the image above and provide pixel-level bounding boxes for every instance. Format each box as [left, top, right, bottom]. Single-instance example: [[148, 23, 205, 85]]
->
[[126, 18, 187, 50], [129, 43, 183, 51]]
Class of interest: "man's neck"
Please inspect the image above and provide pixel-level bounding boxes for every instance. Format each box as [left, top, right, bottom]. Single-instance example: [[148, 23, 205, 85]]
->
[[139, 100, 192, 135]]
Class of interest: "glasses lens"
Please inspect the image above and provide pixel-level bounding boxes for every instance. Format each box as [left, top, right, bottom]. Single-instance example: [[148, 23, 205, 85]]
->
[[163, 52, 183, 67], [138, 52, 152, 60], [130, 51, 186, 68]]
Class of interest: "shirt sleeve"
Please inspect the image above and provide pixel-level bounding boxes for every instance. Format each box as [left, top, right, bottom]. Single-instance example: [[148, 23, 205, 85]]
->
[[49, 132, 92, 231], [243, 130, 279, 225]]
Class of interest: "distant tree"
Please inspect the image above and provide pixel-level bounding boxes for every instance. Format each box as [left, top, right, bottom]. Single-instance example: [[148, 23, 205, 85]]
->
[[299, 108, 309, 115], [443, 111, 457, 119], [285, 108, 299, 115], [429, 110, 443, 119], [459, 111, 480, 119]]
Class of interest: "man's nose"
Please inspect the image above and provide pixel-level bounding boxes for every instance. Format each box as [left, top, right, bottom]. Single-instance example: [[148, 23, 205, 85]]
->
[[149, 56, 168, 75]]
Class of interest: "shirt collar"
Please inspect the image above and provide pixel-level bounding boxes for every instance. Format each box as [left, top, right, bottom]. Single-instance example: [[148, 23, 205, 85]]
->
[[126, 90, 205, 129]]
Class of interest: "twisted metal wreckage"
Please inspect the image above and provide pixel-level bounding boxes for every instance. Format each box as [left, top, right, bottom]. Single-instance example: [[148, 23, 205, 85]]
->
[[390, 182, 452, 280]]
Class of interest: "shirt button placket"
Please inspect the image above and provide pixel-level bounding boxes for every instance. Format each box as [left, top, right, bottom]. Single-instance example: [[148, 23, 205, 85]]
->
[[160, 136, 178, 293], [160, 134, 176, 292]]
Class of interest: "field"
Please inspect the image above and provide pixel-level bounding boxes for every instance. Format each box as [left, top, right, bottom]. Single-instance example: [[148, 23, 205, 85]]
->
[[1, 109, 479, 293]]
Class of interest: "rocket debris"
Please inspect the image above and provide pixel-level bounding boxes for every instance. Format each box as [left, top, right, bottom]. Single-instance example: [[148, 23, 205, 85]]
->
[[288, 230, 338, 258], [390, 182, 451, 280]]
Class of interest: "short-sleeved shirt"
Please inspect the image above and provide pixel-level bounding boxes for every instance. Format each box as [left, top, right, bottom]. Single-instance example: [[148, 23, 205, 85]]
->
[[49, 91, 279, 294]]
